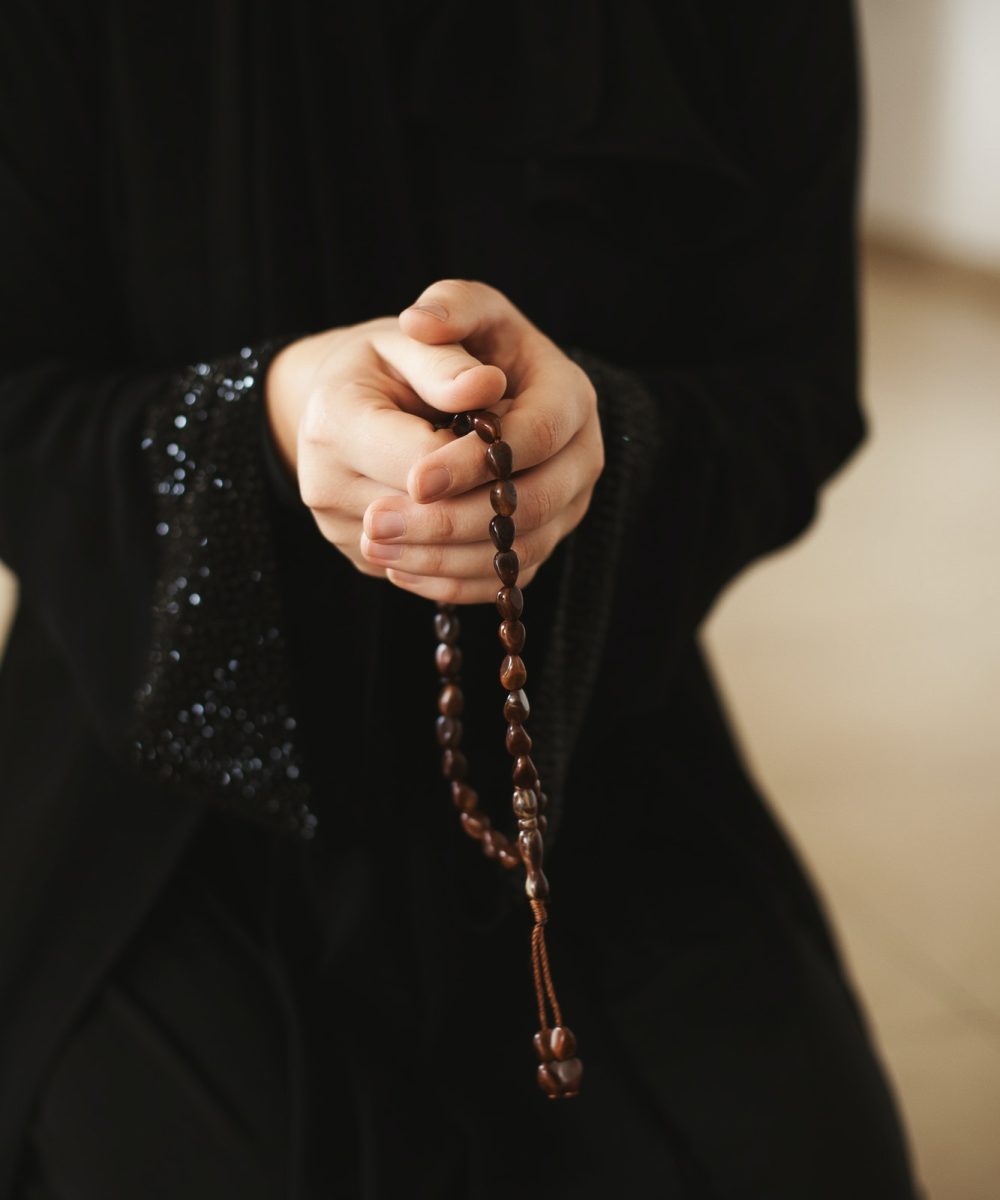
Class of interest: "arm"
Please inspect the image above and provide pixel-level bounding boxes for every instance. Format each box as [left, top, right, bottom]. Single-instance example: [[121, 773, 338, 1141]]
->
[[0, 4, 312, 829]]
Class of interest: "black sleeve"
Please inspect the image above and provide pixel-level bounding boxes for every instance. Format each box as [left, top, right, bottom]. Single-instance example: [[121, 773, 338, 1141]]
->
[[0, 3, 313, 833]]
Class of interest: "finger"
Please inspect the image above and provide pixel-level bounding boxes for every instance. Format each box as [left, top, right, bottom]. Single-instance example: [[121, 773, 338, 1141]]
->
[[361, 489, 592, 578], [397, 279, 522, 352], [299, 431, 409, 514], [364, 431, 593, 545], [369, 324, 507, 414], [384, 562, 543, 607], [360, 530, 531, 578], [308, 479, 406, 552], [407, 358, 597, 502], [302, 380, 456, 492]]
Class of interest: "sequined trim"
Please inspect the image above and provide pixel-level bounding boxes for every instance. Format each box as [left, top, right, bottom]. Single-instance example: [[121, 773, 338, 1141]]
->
[[132, 344, 315, 837]]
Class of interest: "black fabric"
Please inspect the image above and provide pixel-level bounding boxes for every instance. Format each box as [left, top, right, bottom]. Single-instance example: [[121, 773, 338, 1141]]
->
[[0, 1, 922, 1196]]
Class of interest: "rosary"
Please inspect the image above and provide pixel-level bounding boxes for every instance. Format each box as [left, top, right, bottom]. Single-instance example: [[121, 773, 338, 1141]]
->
[[432, 408, 583, 1100]]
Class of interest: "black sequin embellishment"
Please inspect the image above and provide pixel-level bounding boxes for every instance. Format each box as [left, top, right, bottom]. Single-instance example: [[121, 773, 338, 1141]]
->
[[132, 344, 315, 837]]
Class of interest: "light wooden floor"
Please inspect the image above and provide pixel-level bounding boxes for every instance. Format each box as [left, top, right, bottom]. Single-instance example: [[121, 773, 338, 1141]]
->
[[703, 246, 1000, 1199], [1, 248, 998, 1194]]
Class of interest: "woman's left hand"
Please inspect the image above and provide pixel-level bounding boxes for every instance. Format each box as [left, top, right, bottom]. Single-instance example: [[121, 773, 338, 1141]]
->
[[360, 280, 605, 604]]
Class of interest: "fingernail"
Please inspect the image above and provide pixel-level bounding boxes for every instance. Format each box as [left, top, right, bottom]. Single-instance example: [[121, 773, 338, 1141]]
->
[[416, 466, 451, 500], [365, 539, 403, 561], [409, 301, 448, 321], [388, 569, 422, 583], [370, 510, 405, 539]]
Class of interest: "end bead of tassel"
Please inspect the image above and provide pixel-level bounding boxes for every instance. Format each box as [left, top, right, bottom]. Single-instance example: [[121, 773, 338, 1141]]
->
[[534, 1027, 583, 1099]]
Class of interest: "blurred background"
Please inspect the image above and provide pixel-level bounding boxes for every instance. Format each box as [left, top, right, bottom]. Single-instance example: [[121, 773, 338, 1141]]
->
[[704, 3, 1000, 1197], [1, 2, 996, 1196]]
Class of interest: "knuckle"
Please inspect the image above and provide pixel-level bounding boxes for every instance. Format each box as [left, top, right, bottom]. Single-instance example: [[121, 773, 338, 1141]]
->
[[422, 277, 506, 317], [436, 577, 465, 605], [300, 468, 349, 514], [531, 530, 552, 567], [572, 362, 598, 413], [351, 403, 383, 449], [566, 491, 591, 534], [299, 389, 335, 448], [353, 558, 387, 579], [426, 544, 447, 575], [433, 278, 482, 303], [536, 410, 563, 460], [527, 485, 552, 530], [298, 474, 324, 510], [432, 504, 455, 540], [594, 435, 606, 480], [300, 469, 335, 512], [311, 510, 346, 545]]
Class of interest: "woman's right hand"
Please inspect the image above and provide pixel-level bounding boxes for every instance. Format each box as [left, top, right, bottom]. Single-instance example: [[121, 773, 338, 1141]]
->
[[265, 316, 509, 578]]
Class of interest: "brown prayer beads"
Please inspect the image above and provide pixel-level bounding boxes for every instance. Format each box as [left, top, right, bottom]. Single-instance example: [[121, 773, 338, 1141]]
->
[[432, 408, 581, 1100]]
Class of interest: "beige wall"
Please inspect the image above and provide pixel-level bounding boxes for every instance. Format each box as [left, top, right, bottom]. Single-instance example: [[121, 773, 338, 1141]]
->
[[860, 0, 1000, 269]]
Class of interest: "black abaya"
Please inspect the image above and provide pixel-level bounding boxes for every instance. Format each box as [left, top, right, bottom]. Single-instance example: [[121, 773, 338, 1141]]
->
[[0, 2, 921, 1196]]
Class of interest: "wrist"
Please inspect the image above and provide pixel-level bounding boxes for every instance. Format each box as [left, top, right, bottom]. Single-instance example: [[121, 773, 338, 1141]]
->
[[264, 336, 312, 477]]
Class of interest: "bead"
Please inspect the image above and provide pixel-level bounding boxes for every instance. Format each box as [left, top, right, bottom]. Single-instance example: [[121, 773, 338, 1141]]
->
[[434, 610, 460, 643], [537, 814, 548, 836], [512, 786, 538, 818], [512, 754, 538, 787], [518, 815, 538, 831], [450, 412, 473, 437], [533, 1027, 579, 1064], [537, 1057, 583, 1099], [499, 654, 526, 690], [533, 1031, 554, 1063], [536, 790, 549, 812], [518, 828, 543, 868], [537, 1063, 561, 1098], [489, 514, 515, 551], [435, 643, 462, 678], [550, 1026, 578, 1062], [481, 829, 501, 859], [525, 868, 550, 900], [489, 479, 517, 516], [486, 440, 513, 479], [435, 715, 462, 748], [451, 781, 478, 812], [498, 619, 525, 654], [460, 811, 489, 839], [503, 688, 530, 723], [498, 846, 522, 870], [437, 683, 464, 716], [493, 550, 519, 586], [505, 723, 532, 756], [495, 585, 524, 621], [442, 748, 467, 781], [472, 411, 502, 443]]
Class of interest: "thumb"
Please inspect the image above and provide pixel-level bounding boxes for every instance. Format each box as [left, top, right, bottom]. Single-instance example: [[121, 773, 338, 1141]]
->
[[398, 278, 525, 349]]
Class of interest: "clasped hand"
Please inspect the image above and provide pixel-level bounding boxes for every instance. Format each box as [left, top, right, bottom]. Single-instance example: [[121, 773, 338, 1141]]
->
[[266, 280, 604, 604]]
